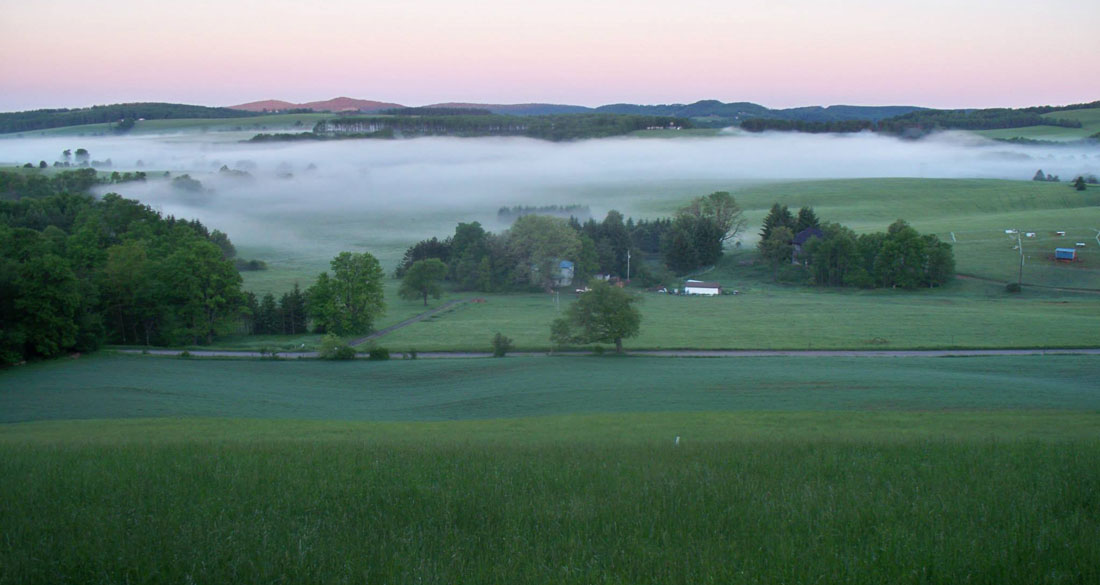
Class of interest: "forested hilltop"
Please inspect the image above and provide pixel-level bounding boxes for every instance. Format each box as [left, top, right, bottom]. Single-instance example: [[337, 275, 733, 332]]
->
[[0, 103, 263, 134]]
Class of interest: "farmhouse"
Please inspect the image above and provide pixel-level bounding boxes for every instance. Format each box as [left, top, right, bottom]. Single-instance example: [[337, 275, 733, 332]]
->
[[792, 227, 824, 262], [554, 260, 575, 287], [684, 280, 722, 295]]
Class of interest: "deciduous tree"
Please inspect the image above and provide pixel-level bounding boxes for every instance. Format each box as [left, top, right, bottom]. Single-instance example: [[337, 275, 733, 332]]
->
[[308, 252, 385, 335], [399, 258, 447, 306], [550, 280, 641, 354]]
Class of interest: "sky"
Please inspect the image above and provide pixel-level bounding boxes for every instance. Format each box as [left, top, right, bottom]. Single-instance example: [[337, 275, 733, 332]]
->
[[1, 0, 1097, 112]]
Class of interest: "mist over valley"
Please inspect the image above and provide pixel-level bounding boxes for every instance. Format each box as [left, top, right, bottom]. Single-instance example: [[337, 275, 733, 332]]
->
[[3, 131, 1096, 280]]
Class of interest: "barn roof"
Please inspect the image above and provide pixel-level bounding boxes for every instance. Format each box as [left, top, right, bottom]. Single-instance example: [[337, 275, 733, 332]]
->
[[793, 227, 824, 245]]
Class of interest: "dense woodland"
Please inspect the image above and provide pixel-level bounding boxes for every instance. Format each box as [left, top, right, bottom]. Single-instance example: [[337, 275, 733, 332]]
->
[[0, 103, 261, 134], [0, 170, 247, 364], [740, 119, 875, 133], [397, 192, 746, 291], [757, 204, 955, 289]]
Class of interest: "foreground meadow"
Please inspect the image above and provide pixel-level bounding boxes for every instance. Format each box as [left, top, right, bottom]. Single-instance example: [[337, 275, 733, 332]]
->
[[2, 355, 1098, 583]]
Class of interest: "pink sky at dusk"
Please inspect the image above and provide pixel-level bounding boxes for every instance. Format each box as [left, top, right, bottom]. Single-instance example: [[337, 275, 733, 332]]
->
[[1, 0, 1097, 111]]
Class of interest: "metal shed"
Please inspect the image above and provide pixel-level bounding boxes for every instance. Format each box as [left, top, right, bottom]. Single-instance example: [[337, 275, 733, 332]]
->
[[1054, 248, 1077, 261]]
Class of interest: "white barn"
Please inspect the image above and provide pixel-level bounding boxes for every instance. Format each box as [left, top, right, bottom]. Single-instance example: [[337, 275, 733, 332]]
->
[[684, 280, 722, 295]]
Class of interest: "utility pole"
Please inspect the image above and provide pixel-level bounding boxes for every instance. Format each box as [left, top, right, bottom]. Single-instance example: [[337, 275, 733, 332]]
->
[[626, 249, 631, 282], [1016, 230, 1024, 287]]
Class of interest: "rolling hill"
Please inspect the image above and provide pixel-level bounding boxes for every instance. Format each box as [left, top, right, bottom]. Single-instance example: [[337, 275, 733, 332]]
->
[[229, 97, 403, 113]]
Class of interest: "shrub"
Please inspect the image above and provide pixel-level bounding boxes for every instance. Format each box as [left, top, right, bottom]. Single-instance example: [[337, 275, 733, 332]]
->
[[179, 350, 191, 359], [318, 334, 356, 360], [406, 348, 418, 360], [1005, 282, 1022, 293], [592, 345, 605, 356], [491, 333, 514, 357], [368, 347, 390, 361]]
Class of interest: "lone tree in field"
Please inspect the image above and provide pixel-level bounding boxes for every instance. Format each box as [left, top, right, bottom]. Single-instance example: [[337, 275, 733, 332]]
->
[[550, 281, 641, 354], [399, 258, 447, 306], [307, 251, 385, 335]]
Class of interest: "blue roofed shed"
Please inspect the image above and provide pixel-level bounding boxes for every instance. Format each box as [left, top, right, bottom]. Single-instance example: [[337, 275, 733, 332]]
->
[[1055, 248, 1076, 261]]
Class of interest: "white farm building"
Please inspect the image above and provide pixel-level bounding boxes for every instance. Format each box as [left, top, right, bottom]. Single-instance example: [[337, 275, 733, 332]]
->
[[684, 280, 722, 295]]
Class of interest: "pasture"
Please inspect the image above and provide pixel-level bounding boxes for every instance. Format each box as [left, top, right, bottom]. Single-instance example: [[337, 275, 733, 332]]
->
[[1, 113, 328, 138], [227, 177, 1100, 352], [2, 354, 1099, 584], [974, 107, 1100, 141], [239, 177, 1100, 294], [3, 354, 1099, 423], [377, 278, 1100, 352]]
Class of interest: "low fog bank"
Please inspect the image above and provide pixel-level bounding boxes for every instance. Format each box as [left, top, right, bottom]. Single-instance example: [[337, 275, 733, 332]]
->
[[2, 132, 1096, 269]]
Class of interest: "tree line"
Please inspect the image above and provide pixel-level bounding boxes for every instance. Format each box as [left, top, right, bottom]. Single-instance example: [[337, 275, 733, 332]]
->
[[740, 100, 1100, 135], [0, 103, 262, 134], [305, 113, 695, 141], [396, 192, 747, 294], [740, 119, 875, 133], [876, 109, 1082, 133]]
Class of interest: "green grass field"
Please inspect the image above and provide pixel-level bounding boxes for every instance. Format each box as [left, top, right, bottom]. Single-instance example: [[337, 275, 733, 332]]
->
[[2, 354, 1099, 583], [227, 178, 1100, 352], [376, 279, 1100, 352], [4, 354, 1099, 422], [974, 107, 1100, 141]]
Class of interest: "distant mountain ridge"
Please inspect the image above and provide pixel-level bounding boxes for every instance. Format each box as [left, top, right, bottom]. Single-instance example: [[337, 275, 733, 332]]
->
[[225, 97, 925, 125], [230, 97, 403, 113]]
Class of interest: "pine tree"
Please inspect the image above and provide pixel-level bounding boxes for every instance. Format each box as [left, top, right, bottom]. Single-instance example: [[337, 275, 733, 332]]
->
[[759, 203, 794, 249], [795, 207, 820, 233]]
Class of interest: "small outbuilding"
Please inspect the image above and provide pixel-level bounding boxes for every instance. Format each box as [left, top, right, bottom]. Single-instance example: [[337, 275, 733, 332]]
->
[[1055, 248, 1077, 261], [684, 280, 722, 295]]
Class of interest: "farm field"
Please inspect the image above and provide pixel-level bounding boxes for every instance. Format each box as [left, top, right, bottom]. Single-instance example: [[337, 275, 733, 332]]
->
[[2, 354, 1099, 583], [974, 107, 1100, 141], [238, 177, 1100, 294], [377, 278, 1100, 352], [3, 354, 1099, 423], [1, 113, 329, 138], [225, 177, 1100, 352]]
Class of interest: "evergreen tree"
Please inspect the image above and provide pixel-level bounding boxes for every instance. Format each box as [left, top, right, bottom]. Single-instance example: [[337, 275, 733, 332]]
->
[[279, 283, 307, 334], [661, 223, 699, 275], [759, 203, 794, 248], [258, 293, 279, 334], [795, 207, 820, 233]]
